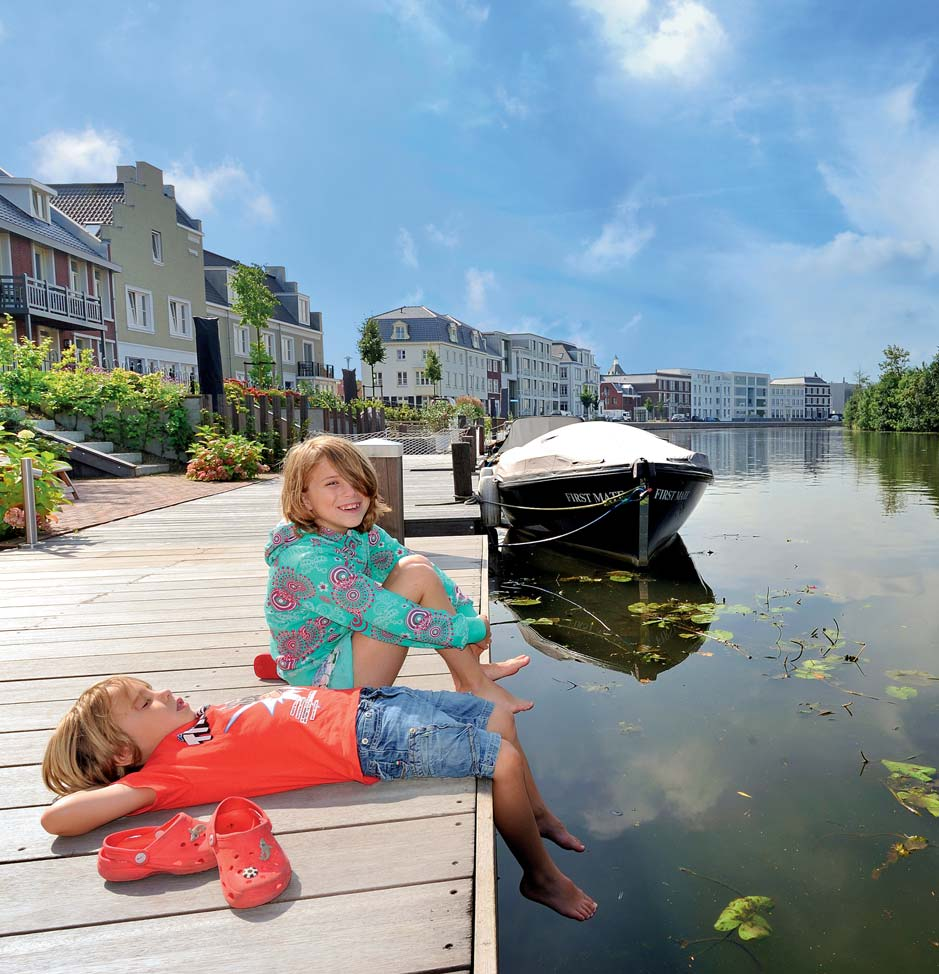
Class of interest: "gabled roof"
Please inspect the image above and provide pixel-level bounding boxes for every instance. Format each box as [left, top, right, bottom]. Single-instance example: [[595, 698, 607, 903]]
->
[[51, 182, 200, 232], [0, 194, 109, 262], [203, 250, 301, 326]]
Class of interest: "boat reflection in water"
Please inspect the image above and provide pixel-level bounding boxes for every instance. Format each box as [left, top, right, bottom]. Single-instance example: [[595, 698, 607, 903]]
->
[[492, 535, 714, 682]]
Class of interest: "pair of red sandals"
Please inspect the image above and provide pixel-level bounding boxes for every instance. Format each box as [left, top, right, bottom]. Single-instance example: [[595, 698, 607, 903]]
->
[[97, 796, 291, 910]]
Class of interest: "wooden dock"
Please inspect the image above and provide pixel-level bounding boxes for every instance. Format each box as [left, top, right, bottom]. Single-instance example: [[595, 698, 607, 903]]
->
[[401, 453, 482, 536], [0, 477, 496, 973]]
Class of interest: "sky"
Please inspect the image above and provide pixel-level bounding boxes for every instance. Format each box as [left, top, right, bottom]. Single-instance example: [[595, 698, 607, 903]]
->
[[3, 0, 939, 381]]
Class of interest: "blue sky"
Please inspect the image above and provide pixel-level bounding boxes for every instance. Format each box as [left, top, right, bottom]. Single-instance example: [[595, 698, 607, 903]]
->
[[4, 0, 939, 380]]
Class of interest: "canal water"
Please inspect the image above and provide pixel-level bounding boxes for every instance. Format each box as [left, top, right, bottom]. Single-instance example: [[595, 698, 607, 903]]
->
[[490, 427, 939, 973]]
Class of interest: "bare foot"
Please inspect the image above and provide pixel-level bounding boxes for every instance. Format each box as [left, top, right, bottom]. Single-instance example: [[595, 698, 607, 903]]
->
[[454, 674, 534, 714], [480, 654, 530, 682], [537, 811, 585, 852], [520, 869, 597, 921]]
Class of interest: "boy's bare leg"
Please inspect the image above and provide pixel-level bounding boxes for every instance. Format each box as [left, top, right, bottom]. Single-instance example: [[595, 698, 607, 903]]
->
[[380, 559, 533, 713], [491, 740, 597, 921], [487, 706, 585, 852]]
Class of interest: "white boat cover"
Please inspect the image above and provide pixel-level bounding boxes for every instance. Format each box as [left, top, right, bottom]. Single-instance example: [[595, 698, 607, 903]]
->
[[494, 421, 707, 482]]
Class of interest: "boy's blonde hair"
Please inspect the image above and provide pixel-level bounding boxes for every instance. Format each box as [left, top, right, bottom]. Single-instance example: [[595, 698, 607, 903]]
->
[[42, 676, 144, 796], [280, 435, 391, 534]]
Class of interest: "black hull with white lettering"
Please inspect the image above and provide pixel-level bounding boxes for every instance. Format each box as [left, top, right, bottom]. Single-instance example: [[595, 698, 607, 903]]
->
[[489, 421, 713, 565]]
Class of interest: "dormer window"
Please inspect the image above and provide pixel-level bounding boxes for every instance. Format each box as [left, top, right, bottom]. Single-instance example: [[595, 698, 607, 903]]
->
[[298, 297, 310, 325], [448, 323, 458, 343], [393, 322, 408, 340], [471, 331, 480, 349], [31, 188, 50, 222]]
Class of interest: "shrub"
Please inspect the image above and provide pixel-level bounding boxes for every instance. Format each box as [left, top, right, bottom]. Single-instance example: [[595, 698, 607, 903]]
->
[[185, 426, 270, 482], [0, 316, 53, 410], [0, 429, 72, 539]]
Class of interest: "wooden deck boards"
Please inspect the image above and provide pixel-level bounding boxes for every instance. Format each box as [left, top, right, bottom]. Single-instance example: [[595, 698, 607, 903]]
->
[[0, 477, 496, 973]]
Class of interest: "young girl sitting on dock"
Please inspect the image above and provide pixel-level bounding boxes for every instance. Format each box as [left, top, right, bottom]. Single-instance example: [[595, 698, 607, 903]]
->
[[263, 435, 531, 714], [41, 677, 597, 921]]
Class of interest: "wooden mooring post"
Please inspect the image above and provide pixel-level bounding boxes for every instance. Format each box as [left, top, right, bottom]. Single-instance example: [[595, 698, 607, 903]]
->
[[452, 440, 474, 501], [358, 438, 405, 542]]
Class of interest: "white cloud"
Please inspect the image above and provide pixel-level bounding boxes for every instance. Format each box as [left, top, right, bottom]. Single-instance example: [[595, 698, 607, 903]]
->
[[165, 160, 276, 223], [457, 0, 489, 22], [792, 232, 928, 276], [425, 223, 459, 247], [397, 227, 419, 268], [495, 85, 530, 121], [571, 196, 655, 272], [574, 0, 727, 83], [32, 128, 129, 182], [465, 267, 495, 311]]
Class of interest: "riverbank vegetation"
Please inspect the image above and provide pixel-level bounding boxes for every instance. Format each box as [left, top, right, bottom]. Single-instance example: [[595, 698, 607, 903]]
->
[[845, 345, 939, 432]]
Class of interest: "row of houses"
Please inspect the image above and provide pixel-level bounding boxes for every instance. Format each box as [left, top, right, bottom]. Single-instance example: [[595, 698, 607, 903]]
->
[[0, 161, 333, 391], [601, 360, 854, 421], [362, 307, 601, 418]]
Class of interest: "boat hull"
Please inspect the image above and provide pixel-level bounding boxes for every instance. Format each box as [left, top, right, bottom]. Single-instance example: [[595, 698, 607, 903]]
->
[[496, 463, 711, 564]]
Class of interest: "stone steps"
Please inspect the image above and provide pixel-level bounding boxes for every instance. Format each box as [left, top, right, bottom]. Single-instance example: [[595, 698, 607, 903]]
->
[[33, 420, 172, 477]]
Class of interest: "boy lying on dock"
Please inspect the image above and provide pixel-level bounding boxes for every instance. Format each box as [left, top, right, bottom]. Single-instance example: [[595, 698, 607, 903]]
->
[[41, 677, 597, 921]]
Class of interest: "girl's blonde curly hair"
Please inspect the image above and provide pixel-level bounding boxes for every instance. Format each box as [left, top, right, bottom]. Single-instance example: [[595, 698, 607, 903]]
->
[[280, 435, 390, 534]]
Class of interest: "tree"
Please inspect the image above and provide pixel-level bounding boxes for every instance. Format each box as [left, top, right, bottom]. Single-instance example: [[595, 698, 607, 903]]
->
[[357, 316, 385, 397], [643, 397, 654, 419], [579, 384, 599, 418], [424, 349, 442, 398], [879, 345, 910, 380], [229, 264, 278, 388]]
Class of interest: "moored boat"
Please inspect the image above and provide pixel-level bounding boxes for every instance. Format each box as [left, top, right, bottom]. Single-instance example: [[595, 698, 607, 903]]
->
[[478, 420, 713, 565]]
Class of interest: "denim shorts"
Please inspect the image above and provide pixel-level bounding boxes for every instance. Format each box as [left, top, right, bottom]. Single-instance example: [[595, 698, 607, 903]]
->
[[356, 687, 501, 781]]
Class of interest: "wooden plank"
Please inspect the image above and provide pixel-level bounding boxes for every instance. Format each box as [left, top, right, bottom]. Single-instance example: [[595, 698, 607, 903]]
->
[[2, 778, 476, 864], [1, 814, 473, 935], [0, 879, 472, 974]]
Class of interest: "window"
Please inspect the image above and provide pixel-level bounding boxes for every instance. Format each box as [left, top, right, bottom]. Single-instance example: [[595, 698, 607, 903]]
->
[[396, 349, 406, 360], [126, 287, 153, 332], [32, 248, 44, 281], [234, 326, 250, 357], [32, 189, 48, 221], [393, 323, 407, 339], [69, 259, 83, 292], [302, 341, 314, 362], [93, 269, 112, 319], [416, 370, 428, 385], [282, 336, 295, 364], [168, 298, 192, 338], [375, 371, 383, 388], [151, 230, 163, 263], [262, 333, 274, 357], [397, 371, 408, 386], [298, 297, 309, 324]]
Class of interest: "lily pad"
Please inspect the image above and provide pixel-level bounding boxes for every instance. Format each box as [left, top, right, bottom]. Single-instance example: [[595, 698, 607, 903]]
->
[[607, 571, 637, 582], [885, 669, 939, 686], [882, 760, 935, 781], [503, 597, 542, 606], [793, 658, 838, 680], [714, 896, 774, 941], [872, 835, 929, 880], [707, 629, 734, 643], [717, 604, 754, 616], [526, 617, 560, 626], [886, 686, 918, 700]]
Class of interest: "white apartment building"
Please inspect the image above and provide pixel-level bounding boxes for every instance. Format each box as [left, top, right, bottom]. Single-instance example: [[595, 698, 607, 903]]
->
[[370, 306, 489, 406], [680, 368, 770, 420], [504, 332, 560, 416], [553, 341, 600, 417], [770, 376, 830, 420]]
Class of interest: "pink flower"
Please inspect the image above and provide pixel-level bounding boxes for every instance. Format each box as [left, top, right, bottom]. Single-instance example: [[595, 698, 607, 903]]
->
[[4, 507, 26, 529]]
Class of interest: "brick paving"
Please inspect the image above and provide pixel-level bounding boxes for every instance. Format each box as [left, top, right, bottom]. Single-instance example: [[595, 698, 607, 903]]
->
[[45, 474, 278, 535]]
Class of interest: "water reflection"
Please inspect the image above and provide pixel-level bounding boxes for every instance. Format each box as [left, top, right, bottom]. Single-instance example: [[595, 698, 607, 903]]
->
[[844, 430, 939, 516], [493, 535, 714, 682]]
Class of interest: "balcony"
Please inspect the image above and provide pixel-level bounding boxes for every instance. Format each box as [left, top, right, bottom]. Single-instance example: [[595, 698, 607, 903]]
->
[[297, 360, 334, 379], [0, 274, 102, 327]]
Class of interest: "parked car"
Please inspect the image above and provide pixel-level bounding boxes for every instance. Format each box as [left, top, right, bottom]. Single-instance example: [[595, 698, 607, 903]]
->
[[669, 414, 689, 422]]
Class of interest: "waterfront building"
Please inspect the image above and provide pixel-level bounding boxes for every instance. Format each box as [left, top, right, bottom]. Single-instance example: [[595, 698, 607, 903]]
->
[[203, 251, 329, 391], [50, 161, 207, 383], [369, 306, 489, 407], [678, 368, 770, 421], [828, 381, 857, 416], [599, 380, 640, 420], [0, 169, 120, 369], [552, 341, 600, 417], [604, 360, 691, 418], [770, 376, 830, 420], [500, 331, 561, 416]]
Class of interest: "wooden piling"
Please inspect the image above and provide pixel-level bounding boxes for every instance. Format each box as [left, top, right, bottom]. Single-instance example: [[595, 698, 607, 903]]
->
[[358, 438, 405, 542], [452, 440, 474, 501]]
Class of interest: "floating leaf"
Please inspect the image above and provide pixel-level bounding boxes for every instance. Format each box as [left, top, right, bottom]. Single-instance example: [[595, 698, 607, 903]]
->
[[526, 617, 560, 626], [503, 597, 542, 606], [607, 571, 636, 582], [714, 896, 774, 941], [882, 761, 935, 782], [793, 658, 838, 680], [679, 633, 699, 639], [872, 835, 929, 880], [708, 630, 734, 643], [718, 604, 754, 616], [558, 576, 602, 583], [886, 686, 918, 700], [885, 669, 939, 686], [618, 721, 642, 735]]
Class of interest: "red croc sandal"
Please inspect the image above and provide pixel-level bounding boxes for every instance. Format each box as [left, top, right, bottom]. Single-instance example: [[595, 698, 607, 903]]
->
[[208, 797, 291, 909], [98, 812, 215, 881], [253, 653, 279, 680]]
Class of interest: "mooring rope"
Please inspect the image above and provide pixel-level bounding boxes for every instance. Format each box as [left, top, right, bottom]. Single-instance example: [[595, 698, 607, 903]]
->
[[496, 485, 651, 547]]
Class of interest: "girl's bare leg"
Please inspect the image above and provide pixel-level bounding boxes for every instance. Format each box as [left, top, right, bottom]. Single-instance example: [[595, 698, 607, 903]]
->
[[491, 740, 596, 921], [487, 705, 584, 852], [379, 558, 533, 713]]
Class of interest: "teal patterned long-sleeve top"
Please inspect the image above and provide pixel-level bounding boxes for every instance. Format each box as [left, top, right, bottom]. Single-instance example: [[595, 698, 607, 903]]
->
[[264, 522, 483, 687]]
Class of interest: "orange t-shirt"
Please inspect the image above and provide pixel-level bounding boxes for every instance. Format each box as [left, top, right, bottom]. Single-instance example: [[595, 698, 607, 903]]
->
[[121, 686, 377, 813]]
